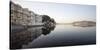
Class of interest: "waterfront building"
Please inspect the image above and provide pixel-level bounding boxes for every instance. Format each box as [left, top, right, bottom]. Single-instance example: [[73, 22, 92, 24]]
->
[[10, 1, 43, 26], [35, 15, 43, 25], [29, 11, 36, 25]]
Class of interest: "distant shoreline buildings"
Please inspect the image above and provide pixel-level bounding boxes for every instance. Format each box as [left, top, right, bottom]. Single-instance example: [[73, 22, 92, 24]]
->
[[10, 1, 42, 26]]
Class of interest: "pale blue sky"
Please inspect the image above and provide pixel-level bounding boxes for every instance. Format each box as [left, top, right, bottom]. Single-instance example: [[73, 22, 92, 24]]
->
[[11, 0, 96, 23]]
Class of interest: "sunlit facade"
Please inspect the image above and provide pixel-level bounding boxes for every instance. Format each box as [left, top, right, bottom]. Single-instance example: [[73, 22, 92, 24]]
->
[[10, 1, 42, 26]]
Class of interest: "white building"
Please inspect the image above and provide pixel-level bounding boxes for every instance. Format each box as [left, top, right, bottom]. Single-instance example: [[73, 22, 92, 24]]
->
[[29, 11, 36, 25], [11, 1, 43, 26], [35, 15, 43, 25]]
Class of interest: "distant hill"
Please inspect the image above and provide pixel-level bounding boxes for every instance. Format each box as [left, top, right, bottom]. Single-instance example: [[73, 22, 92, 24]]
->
[[72, 21, 96, 27]]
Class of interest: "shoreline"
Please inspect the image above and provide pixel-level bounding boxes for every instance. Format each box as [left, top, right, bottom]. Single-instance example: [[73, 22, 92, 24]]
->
[[11, 24, 43, 33]]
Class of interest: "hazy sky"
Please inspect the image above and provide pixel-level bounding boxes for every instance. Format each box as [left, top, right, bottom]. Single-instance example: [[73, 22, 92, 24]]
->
[[11, 0, 96, 23]]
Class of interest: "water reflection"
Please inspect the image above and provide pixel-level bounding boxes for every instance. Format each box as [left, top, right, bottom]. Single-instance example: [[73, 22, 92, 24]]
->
[[10, 26, 56, 49], [42, 26, 56, 35], [10, 25, 96, 49]]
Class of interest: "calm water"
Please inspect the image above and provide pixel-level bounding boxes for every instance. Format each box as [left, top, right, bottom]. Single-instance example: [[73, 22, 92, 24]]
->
[[10, 25, 96, 49]]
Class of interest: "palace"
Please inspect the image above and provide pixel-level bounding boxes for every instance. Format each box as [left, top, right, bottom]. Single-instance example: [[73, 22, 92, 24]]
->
[[10, 1, 42, 26]]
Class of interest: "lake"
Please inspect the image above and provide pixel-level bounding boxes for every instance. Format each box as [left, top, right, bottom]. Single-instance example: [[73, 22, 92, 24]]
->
[[10, 25, 96, 49]]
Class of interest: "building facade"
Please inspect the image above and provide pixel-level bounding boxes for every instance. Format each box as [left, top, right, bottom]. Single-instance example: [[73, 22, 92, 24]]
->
[[35, 15, 43, 25], [10, 1, 42, 26]]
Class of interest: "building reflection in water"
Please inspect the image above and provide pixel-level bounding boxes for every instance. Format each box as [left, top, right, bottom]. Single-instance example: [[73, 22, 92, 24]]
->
[[10, 26, 56, 49]]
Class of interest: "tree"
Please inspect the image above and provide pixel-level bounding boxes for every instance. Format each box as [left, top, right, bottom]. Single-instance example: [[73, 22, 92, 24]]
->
[[50, 18, 56, 24], [42, 15, 51, 22]]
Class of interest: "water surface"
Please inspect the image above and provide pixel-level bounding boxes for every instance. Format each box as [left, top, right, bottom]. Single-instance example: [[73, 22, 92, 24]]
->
[[10, 25, 96, 49]]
